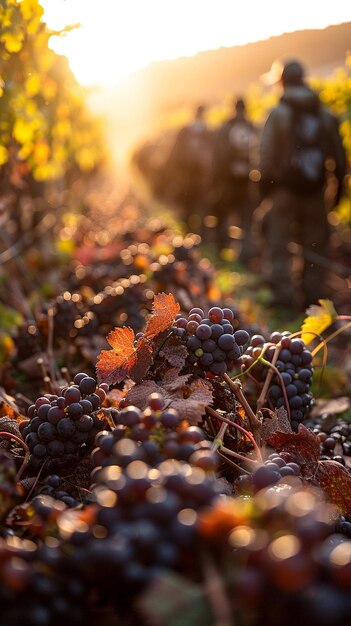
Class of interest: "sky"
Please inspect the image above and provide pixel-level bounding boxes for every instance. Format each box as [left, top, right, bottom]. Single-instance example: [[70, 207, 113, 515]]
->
[[40, 0, 351, 86]]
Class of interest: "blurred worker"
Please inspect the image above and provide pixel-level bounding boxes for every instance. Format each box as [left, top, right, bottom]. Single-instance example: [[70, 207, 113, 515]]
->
[[259, 59, 347, 311], [166, 104, 213, 233], [210, 96, 260, 263]]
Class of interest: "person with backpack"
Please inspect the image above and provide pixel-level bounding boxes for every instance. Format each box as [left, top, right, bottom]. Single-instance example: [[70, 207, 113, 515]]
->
[[259, 59, 347, 311], [165, 104, 213, 233], [210, 97, 260, 263]]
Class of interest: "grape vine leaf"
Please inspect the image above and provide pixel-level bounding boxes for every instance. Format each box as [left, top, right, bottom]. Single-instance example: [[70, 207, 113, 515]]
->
[[316, 460, 351, 518], [261, 407, 292, 444], [144, 292, 180, 339], [267, 423, 320, 466], [96, 327, 152, 386], [159, 334, 188, 369], [125, 371, 213, 424], [300, 299, 337, 345]]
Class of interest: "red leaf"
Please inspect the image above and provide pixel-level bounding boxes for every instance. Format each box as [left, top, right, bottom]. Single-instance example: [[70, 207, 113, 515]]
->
[[316, 460, 351, 518], [96, 328, 152, 385], [144, 293, 180, 340], [267, 423, 320, 467]]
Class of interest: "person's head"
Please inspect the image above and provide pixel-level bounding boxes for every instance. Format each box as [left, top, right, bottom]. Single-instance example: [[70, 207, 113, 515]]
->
[[234, 97, 246, 114], [195, 104, 206, 120], [261, 58, 306, 88], [280, 60, 305, 87]]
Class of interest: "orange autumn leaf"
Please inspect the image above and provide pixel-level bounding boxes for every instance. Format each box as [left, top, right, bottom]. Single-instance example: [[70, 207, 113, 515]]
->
[[144, 292, 180, 340], [96, 327, 152, 386], [316, 460, 351, 518]]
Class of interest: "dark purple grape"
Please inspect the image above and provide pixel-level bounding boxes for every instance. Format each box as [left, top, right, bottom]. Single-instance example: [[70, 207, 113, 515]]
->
[[202, 339, 217, 353], [85, 394, 101, 410], [37, 422, 57, 443], [252, 465, 281, 489], [74, 372, 89, 384], [47, 406, 65, 425], [234, 330, 250, 346], [57, 418, 76, 438], [37, 404, 51, 420], [25, 432, 39, 448], [119, 406, 141, 427], [160, 409, 180, 429], [217, 334, 235, 351], [79, 399, 93, 413], [209, 361, 227, 376], [67, 402, 84, 419], [79, 376, 97, 395], [189, 307, 204, 318], [210, 324, 224, 339], [199, 353, 214, 368], [35, 397, 50, 410], [64, 386, 81, 404], [212, 347, 226, 362], [33, 443, 47, 458], [222, 308, 234, 321], [195, 324, 212, 340], [76, 414, 94, 432], [47, 440, 65, 458]]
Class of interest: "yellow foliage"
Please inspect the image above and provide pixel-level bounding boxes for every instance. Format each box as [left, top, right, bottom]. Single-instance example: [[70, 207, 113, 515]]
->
[[1, 31, 24, 53], [19, 0, 43, 22], [33, 140, 50, 164], [13, 117, 35, 144], [300, 299, 337, 345], [25, 73, 41, 96], [0, 145, 8, 165]]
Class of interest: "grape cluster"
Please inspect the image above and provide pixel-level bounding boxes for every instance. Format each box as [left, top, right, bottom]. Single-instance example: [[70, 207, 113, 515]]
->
[[304, 415, 351, 464], [40, 474, 79, 507], [0, 530, 88, 626], [235, 452, 302, 494], [67, 459, 222, 604], [173, 306, 250, 377], [23, 373, 107, 473], [242, 331, 314, 430], [91, 393, 218, 473], [199, 484, 351, 626]]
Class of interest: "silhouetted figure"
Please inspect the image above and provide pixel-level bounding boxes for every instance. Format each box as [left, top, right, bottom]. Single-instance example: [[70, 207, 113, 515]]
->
[[259, 59, 347, 311], [166, 105, 213, 233], [210, 97, 260, 263]]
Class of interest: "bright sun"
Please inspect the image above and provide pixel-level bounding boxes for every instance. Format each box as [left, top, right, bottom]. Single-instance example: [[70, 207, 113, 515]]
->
[[41, 0, 351, 87]]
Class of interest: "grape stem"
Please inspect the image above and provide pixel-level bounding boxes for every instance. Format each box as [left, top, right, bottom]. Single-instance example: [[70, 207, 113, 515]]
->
[[260, 358, 291, 421], [0, 432, 30, 481], [256, 344, 281, 415], [217, 450, 251, 475], [211, 422, 228, 452], [311, 319, 351, 357], [222, 373, 261, 444], [206, 406, 262, 463]]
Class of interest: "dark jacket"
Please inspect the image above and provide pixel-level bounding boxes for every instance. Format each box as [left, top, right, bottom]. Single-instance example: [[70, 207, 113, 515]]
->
[[260, 84, 347, 197]]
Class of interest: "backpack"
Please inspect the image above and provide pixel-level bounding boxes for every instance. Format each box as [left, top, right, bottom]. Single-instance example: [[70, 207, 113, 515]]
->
[[283, 107, 327, 193], [227, 120, 256, 178]]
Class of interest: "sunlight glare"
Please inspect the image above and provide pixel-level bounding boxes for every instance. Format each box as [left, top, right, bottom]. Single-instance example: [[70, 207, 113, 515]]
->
[[41, 0, 351, 87]]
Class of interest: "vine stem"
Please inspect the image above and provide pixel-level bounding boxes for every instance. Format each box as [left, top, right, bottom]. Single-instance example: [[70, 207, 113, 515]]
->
[[206, 406, 262, 463], [0, 432, 30, 481], [260, 358, 291, 421], [211, 422, 228, 452], [256, 344, 281, 414], [311, 319, 351, 357], [222, 373, 261, 444]]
